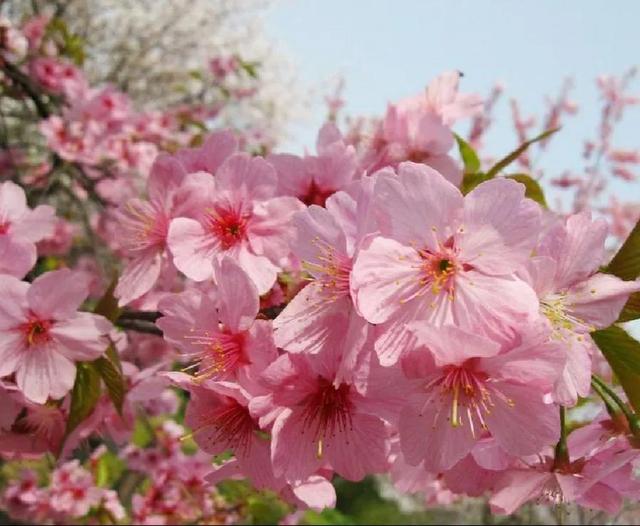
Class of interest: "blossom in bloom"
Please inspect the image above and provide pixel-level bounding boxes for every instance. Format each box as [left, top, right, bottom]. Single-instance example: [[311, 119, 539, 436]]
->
[[362, 71, 482, 184], [351, 162, 540, 365], [490, 436, 640, 515], [273, 186, 374, 380], [269, 123, 358, 206], [114, 154, 188, 306], [252, 350, 398, 483], [0, 269, 112, 403], [398, 324, 563, 472], [167, 372, 281, 491], [158, 256, 276, 388], [522, 211, 640, 405], [29, 57, 88, 99], [168, 152, 303, 293], [0, 181, 55, 278]]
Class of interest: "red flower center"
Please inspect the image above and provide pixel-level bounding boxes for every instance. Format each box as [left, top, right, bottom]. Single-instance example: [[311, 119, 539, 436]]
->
[[0, 222, 9, 234], [20, 318, 52, 347], [185, 329, 248, 381], [205, 205, 250, 250], [301, 377, 353, 459], [200, 398, 257, 454], [301, 181, 334, 207]]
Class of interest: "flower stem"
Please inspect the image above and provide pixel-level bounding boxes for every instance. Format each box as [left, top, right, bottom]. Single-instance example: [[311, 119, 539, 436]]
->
[[553, 406, 570, 470]]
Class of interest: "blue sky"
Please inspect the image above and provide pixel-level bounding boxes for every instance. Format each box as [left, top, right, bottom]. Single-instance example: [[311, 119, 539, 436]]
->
[[266, 0, 640, 206]]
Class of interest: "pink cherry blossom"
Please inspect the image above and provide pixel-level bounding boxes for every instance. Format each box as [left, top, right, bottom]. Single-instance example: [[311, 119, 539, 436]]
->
[[0, 180, 55, 277], [522, 211, 640, 405], [168, 152, 303, 293], [114, 154, 188, 306], [0, 269, 112, 403], [251, 351, 393, 483], [273, 186, 374, 380], [351, 162, 540, 365], [361, 71, 482, 184], [398, 324, 563, 472], [269, 122, 359, 206], [490, 437, 640, 515], [157, 256, 276, 387]]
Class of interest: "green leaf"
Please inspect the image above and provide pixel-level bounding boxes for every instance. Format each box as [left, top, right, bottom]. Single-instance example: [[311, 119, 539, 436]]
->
[[93, 345, 125, 415], [485, 127, 560, 178], [506, 174, 548, 207], [65, 362, 101, 437], [606, 219, 640, 281], [460, 172, 491, 195], [303, 509, 355, 525], [132, 418, 154, 448], [94, 277, 122, 322], [95, 451, 126, 488], [240, 60, 260, 79], [454, 133, 480, 174], [591, 326, 640, 413], [617, 292, 640, 323]]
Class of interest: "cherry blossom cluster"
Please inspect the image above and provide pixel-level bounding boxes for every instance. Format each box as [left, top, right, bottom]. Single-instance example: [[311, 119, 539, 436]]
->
[[1, 8, 640, 523], [91, 71, 640, 517]]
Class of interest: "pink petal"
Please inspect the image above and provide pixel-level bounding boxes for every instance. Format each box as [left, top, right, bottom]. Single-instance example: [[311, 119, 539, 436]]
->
[[213, 256, 259, 332], [461, 178, 541, 274], [216, 153, 277, 200], [373, 163, 463, 247], [248, 196, 303, 261], [351, 236, 424, 324], [168, 217, 217, 281], [490, 471, 551, 515], [28, 269, 89, 320], [176, 130, 238, 175], [16, 348, 76, 403], [324, 412, 388, 481], [115, 250, 163, 306], [147, 154, 187, 206], [399, 396, 476, 472], [236, 246, 279, 295], [274, 286, 350, 354], [425, 153, 462, 186], [291, 475, 337, 511], [289, 205, 348, 272], [0, 275, 29, 329], [0, 331, 26, 376], [271, 408, 322, 482], [268, 153, 309, 197], [553, 341, 592, 406], [411, 324, 501, 366], [0, 236, 36, 278], [11, 204, 56, 242], [451, 273, 539, 340], [538, 212, 608, 288], [480, 324, 565, 388], [567, 273, 640, 329], [0, 181, 27, 222], [485, 382, 560, 457], [50, 312, 111, 361]]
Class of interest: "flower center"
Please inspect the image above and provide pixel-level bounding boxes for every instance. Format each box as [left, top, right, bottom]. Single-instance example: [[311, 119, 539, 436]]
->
[[429, 365, 514, 437], [540, 293, 593, 338], [183, 329, 247, 381], [205, 205, 250, 250], [301, 377, 353, 459], [0, 221, 9, 235], [195, 398, 257, 455], [20, 318, 52, 347], [301, 181, 334, 207], [302, 237, 352, 302], [419, 249, 458, 297]]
